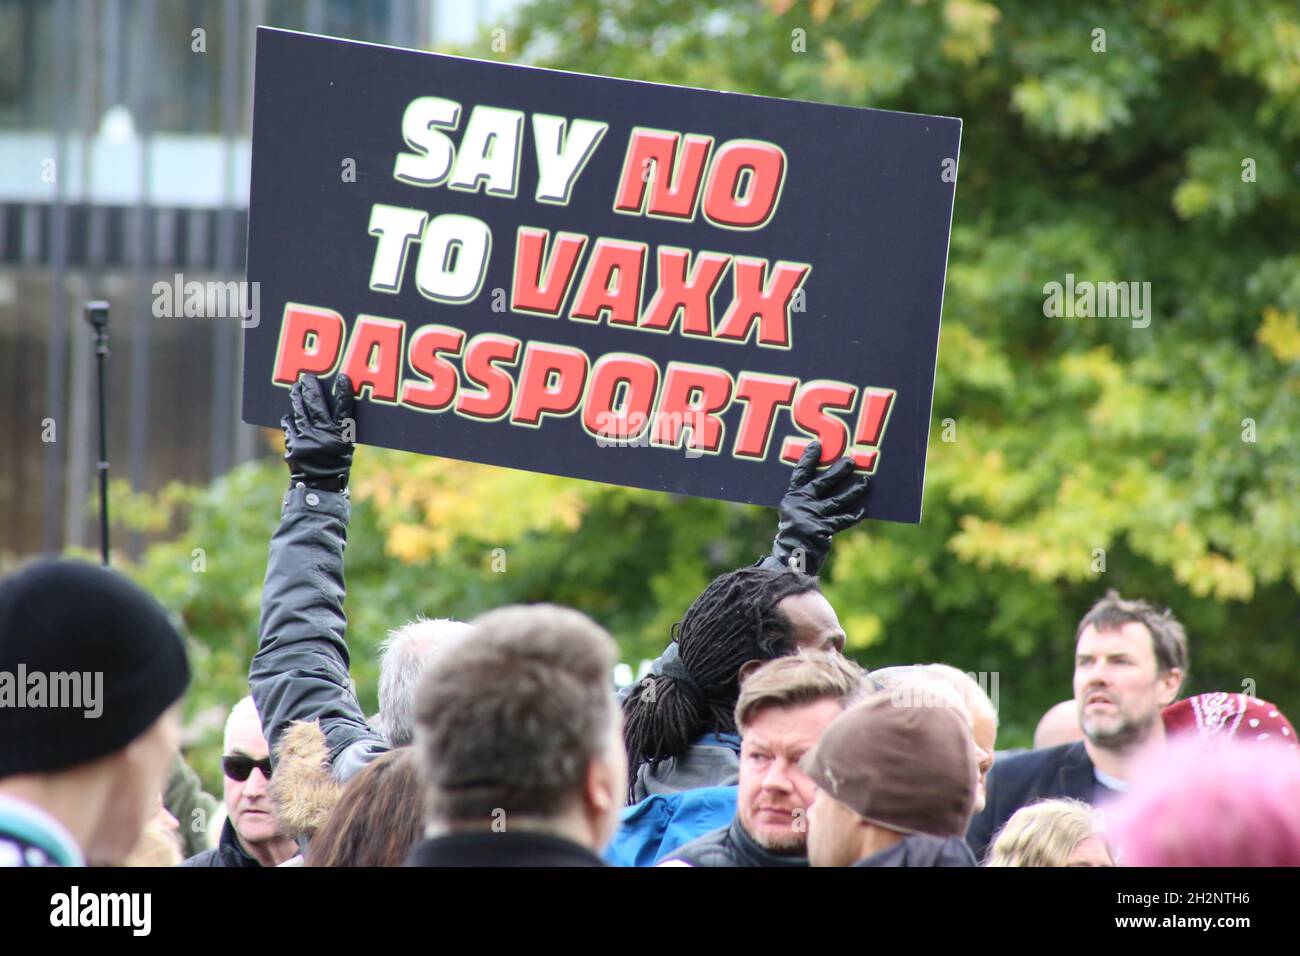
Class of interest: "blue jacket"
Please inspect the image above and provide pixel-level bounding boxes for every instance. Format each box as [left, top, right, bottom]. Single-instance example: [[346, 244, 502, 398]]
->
[[606, 784, 739, 867]]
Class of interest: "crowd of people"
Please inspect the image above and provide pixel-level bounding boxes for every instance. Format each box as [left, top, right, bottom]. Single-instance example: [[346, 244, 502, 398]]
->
[[2, 373, 1298, 869]]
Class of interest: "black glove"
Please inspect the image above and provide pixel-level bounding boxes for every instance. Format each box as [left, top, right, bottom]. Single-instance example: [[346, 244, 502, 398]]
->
[[767, 440, 871, 575], [281, 374, 357, 492]]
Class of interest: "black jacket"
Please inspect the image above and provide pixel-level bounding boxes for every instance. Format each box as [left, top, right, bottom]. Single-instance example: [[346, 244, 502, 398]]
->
[[665, 817, 807, 867], [965, 742, 1099, 863], [406, 832, 606, 867], [248, 485, 388, 784], [181, 819, 261, 868], [853, 833, 977, 867]]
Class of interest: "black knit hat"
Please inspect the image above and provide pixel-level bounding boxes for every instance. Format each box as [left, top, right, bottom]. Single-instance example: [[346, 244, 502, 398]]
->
[[0, 559, 191, 777]]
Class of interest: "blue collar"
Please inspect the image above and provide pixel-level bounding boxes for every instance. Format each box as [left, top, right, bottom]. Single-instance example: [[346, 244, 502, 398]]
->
[[0, 794, 84, 866], [692, 732, 743, 755]]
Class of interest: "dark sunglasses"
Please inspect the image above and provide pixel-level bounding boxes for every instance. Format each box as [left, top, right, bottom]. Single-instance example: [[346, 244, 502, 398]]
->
[[222, 754, 273, 782]]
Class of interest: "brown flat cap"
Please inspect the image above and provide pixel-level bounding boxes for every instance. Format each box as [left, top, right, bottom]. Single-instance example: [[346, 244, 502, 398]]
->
[[799, 689, 978, 838]]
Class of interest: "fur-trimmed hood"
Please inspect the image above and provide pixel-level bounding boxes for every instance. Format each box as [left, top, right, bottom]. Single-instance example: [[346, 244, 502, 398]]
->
[[270, 720, 341, 840]]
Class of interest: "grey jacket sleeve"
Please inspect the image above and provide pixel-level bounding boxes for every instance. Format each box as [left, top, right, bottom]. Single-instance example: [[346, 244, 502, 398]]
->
[[249, 484, 387, 779], [616, 641, 679, 704]]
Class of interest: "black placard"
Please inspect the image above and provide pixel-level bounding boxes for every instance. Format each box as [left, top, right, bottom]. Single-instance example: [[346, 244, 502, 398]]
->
[[241, 28, 961, 522]]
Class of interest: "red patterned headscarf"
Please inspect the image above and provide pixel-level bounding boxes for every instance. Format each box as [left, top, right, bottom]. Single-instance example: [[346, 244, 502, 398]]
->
[[1163, 692, 1297, 751]]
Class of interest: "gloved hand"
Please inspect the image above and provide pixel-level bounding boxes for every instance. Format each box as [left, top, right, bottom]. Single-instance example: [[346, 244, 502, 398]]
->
[[767, 440, 871, 575], [281, 374, 357, 491]]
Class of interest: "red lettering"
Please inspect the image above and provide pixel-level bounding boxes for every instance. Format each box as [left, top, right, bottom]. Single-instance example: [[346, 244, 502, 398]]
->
[[849, 388, 895, 471], [702, 141, 785, 229], [455, 334, 522, 420], [714, 258, 809, 348], [781, 381, 858, 463], [583, 354, 660, 441], [639, 247, 729, 337], [272, 303, 345, 385], [733, 372, 798, 459], [613, 130, 713, 219], [570, 239, 646, 328], [651, 362, 733, 452], [511, 343, 590, 426], [511, 227, 588, 316], [339, 314, 406, 403], [401, 324, 464, 411]]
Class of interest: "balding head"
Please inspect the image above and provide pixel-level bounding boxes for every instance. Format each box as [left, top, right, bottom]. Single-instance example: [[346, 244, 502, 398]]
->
[[1034, 699, 1085, 750], [224, 695, 263, 754]]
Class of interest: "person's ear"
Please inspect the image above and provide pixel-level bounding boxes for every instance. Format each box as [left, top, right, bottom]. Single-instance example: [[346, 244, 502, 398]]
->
[[737, 659, 765, 684], [584, 754, 620, 850], [1157, 668, 1184, 707]]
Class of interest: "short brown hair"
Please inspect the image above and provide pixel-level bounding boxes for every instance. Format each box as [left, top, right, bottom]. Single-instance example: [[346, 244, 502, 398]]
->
[[414, 604, 618, 825], [734, 649, 872, 732], [306, 748, 423, 867], [1077, 590, 1189, 680]]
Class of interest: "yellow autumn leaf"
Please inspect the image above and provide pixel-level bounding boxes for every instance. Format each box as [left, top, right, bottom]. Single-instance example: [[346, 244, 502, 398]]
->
[[1257, 307, 1300, 362], [1183, 553, 1255, 602], [387, 522, 435, 564], [942, 0, 1000, 66], [842, 611, 883, 651]]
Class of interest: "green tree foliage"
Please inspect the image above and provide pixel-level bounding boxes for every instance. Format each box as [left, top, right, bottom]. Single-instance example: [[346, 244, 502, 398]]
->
[[118, 0, 1298, 786], [492, 0, 1300, 739]]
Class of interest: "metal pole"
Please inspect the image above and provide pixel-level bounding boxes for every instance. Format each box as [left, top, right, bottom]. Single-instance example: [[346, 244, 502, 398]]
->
[[84, 301, 111, 566]]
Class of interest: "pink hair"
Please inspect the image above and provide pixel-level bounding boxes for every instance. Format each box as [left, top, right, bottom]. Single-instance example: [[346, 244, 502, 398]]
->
[[1110, 736, 1300, 866]]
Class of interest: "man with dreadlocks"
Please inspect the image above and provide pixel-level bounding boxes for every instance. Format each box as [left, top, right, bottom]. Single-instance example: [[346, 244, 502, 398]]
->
[[620, 440, 872, 804]]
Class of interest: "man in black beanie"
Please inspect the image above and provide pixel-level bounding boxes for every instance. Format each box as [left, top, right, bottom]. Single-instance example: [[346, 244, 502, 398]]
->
[[0, 559, 190, 866]]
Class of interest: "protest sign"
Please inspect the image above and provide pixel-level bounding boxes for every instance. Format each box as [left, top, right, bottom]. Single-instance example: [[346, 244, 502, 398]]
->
[[242, 28, 961, 522]]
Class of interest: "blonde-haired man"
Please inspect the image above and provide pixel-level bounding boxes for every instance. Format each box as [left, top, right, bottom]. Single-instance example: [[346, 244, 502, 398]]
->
[[663, 650, 872, 867]]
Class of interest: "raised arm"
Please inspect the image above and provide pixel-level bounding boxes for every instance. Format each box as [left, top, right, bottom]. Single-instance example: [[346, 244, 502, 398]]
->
[[249, 374, 387, 781]]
